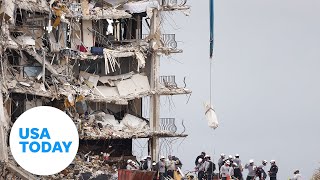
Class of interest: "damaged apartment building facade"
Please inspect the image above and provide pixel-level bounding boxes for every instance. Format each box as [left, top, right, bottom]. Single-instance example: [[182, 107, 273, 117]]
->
[[0, 0, 190, 179]]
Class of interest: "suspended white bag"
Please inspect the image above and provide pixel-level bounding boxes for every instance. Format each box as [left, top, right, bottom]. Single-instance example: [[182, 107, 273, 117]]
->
[[204, 102, 219, 129]]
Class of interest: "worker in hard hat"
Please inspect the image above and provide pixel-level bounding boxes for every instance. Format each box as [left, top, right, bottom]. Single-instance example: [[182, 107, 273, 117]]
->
[[220, 160, 232, 180], [156, 156, 166, 180], [268, 160, 278, 180], [245, 159, 256, 180], [139, 157, 146, 170], [289, 169, 302, 180], [218, 153, 226, 178], [204, 155, 215, 180], [233, 154, 243, 171], [256, 160, 268, 180], [195, 151, 206, 166], [126, 159, 135, 170], [231, 162, 243, 180], [195, 157, 205, 180], [228, 155, 234, 165], [143, 155, 152, 170], [152, 161, 157, 171], [166, 155, 176, 179]]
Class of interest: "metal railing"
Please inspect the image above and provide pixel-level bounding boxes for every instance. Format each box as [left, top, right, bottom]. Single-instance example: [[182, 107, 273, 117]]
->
[[160, 118, 177, 133], [161, 0, 187, 7], [159, 75, 177, 88], [142, 34, 177, 49], [146, 118, 178, 133]]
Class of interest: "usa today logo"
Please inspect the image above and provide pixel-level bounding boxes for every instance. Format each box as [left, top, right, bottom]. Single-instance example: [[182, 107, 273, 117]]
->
[[9, 106, 79, 175]]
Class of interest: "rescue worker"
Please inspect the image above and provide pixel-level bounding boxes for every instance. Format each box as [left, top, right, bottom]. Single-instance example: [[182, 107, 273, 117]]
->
[[256, 160, 268, 180], [245, 159, 256, 180], [132, 161, 139, 170], [173, 156, 183, 169], [233, 154, 242, 170], [152, 161, 157, 171], [218, 153, 226, 178], [156, 156, 166, 180], [204, 155, 215, 180], [195, 152, 206, 166], [228, 155, 234, 165], [289, 169, 302, 180], [268, 160, 278, 180], [232, 162, 243, 180], [220, 160, 232, 180], [196, 158, 206, 180], [143, 155, 152, 170], [139, 158, 146, 170], [151, 161, 158, 180], [126, 159, 135, 170], [166, 155, 176, 178]]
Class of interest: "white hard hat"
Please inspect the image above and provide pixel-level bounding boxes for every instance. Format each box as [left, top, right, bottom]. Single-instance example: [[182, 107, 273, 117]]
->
[[220, 153, 225, 157], [160, 156, 165, 159], [152, 162, 156, 166], [198, 158, 203, 163], [249, 159, 254, 163], [228, 155, 233, 159], [262, 160, 267, 164], [226, 160, 230, 165], [127, 159, 132, 163], [270, 160, 276, 163], [235, 154, 239, 157], [147, 155, 151, 158]]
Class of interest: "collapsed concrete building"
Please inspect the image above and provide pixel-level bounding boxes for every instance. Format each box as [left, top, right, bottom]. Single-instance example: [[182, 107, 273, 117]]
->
[[0, 0, 190, 179]]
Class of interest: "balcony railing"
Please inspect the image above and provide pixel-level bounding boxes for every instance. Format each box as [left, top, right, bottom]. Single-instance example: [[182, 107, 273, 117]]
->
[[160, 118, 177, 133], [159, 75, 177, 88], [142, 34, 177, 49], [146, 118, 178, 133], [160, 0, 187, 7]]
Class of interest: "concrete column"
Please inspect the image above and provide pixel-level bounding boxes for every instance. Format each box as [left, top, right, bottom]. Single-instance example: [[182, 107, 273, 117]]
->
[[149, 7, 161, 162]]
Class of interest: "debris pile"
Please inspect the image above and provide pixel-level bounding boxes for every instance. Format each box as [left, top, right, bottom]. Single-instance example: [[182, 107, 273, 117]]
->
[[0, 0, 191, 179], [49, 154, 118, 180]]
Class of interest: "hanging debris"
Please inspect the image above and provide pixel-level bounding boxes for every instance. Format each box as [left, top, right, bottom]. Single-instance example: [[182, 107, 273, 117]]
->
[[204, 102, 219, 129]]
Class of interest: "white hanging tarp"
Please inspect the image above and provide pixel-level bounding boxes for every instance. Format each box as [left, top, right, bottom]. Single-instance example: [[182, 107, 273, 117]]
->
[[204, 102, 219, 129]]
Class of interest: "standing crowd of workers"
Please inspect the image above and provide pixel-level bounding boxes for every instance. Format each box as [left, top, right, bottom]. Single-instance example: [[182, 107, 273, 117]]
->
[[125, 155, 183, 180], [124, 152, 302, 180], [194, 152, 302, 180]]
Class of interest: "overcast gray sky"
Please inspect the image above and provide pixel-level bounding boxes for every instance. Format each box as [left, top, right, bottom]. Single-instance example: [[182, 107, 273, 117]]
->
[[148, 0, 320, 179], [135, 0, 320, 179]]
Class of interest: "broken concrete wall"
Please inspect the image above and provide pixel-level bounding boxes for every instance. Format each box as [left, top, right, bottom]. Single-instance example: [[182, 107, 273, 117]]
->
[[0, 0, 15, 25], [0, 0, 190, 179]]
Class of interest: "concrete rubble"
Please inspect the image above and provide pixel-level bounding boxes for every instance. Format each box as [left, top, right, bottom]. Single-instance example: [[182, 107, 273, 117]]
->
[[0, 0, 190, 179]]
